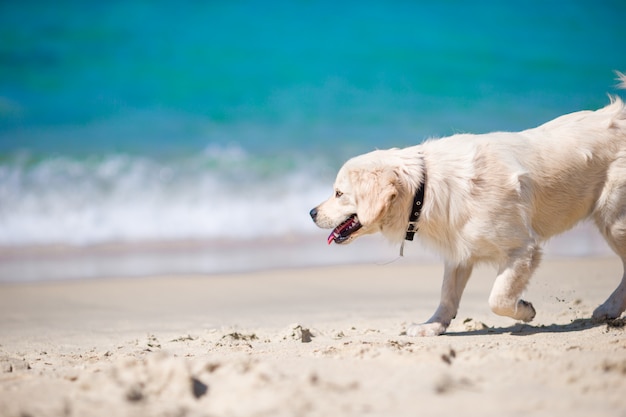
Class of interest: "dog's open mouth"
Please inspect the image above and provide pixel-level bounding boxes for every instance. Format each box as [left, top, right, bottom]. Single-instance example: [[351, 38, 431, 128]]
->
[[327, 214, 362, 245]]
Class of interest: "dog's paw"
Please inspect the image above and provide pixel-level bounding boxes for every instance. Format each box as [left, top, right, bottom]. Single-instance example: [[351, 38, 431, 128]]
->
[[518, 299, 536, 322], [591, 302, 623, 323], [405, 322, 447, 337]]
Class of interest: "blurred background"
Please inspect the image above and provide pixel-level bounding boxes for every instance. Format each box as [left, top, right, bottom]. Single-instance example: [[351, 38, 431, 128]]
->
[[1, 1, 625, 281]]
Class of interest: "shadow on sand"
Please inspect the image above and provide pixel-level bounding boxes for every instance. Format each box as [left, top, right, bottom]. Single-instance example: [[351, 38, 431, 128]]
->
[[446, 317, 625, 337]]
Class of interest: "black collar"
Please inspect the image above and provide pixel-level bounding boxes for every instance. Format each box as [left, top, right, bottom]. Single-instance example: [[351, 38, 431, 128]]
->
[[404, 176, 425, 241]]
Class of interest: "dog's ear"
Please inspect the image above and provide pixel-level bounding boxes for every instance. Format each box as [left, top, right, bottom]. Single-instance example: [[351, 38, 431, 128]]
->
[[352, 167, 398, 227]]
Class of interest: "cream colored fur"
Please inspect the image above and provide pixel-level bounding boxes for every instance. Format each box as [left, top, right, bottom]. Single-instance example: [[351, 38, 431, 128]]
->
[[312, 73, 626, 336]]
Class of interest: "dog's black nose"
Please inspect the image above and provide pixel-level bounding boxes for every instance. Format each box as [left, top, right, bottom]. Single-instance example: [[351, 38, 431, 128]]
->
[[309, 207, 318, 221]]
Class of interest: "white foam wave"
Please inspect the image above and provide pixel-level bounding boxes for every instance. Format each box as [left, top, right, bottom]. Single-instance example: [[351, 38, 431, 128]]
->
[[2, 147, 612, 259], [0, 148, 333, 246]]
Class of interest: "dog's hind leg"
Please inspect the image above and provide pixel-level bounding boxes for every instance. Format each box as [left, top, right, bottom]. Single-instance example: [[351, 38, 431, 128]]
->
[[593, 217, 626, 321], [488, 243, 541, 322], [406, 262, 473, 336], [592, 161, 626, 321]]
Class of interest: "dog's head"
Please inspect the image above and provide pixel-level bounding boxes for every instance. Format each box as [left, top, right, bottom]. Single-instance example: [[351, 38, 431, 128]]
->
[[310, 151, 402, 245]]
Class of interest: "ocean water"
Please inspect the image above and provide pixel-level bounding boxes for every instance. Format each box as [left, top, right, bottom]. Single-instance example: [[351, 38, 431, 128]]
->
[[1, 1, 625, 279]]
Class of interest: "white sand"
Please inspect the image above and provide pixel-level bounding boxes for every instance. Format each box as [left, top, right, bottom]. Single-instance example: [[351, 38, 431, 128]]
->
[[1, 257, 625, 416]]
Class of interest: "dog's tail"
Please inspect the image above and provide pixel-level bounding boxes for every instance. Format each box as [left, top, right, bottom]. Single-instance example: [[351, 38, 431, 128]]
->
[[609, 71, 626, 128], [609, 71, 626, 104]]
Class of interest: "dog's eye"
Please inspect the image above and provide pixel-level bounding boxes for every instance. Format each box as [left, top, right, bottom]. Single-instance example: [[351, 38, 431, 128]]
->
[[335, 190, 343, 198]]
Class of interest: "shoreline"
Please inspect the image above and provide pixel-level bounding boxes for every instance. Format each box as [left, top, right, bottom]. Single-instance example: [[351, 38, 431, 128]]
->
[[0, 220, 614, 283], [1, 258, 625, 416], [0, 234, 440, 283]]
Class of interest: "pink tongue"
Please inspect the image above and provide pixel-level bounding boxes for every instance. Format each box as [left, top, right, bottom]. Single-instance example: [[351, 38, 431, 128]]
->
[[327, 217, 354, 245]]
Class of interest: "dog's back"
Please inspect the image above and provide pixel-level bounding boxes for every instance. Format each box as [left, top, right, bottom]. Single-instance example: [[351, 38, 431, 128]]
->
[[521, 95, 626, 238]]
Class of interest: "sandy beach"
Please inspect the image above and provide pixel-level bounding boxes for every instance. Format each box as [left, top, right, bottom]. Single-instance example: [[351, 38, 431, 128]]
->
[[1, 257, 625, 417]]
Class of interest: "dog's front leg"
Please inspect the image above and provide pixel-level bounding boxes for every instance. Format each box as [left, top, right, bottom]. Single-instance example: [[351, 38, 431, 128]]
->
[[406, 262, 473, 336], [488, 247, 540, 322]]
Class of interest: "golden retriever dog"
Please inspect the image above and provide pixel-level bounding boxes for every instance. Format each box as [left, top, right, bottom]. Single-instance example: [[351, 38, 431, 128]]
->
[[310, 73, 626, 336]]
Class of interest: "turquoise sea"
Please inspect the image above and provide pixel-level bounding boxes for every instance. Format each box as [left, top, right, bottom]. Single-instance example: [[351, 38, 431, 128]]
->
[[1, 1, 625, 279]]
